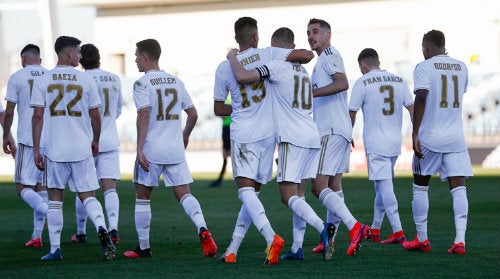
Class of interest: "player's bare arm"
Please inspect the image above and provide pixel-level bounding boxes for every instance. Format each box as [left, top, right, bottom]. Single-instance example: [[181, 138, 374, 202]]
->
[[32, 106, 44, 170], [2, 102, 17, 158], [406, 104, 415, 124], [286, 49, 314, 64], [213, 101, 232, 117], [312, 72, 349, 97], [183, 106, 198, 149], [412, 90, 428, 159], [89, 107, 101, 157], [136, 107, 150, 172]]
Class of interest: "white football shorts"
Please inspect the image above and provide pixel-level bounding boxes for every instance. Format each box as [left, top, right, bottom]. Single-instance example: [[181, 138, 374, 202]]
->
[[95, 149, 121, 180], [230, 136, 275, 184], [14, 144, 44, 186], [366, 153, 397, 181], [412, 145, 473, 181], [133, 159, 193, 187], [317, 134, 350, 176], [277, 142, 319, 183], [45, 156, 100, 192]]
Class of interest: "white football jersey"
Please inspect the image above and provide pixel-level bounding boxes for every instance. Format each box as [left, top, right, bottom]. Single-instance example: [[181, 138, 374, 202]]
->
[[259, 60, 320, 148], [413, 55, 468, 152], [133, 70, 193, 164], [349, 69, 414, 156], [5, 65, 46, 146], [85, 68, 122, 152], [30, 66, 101, 162], [311, 46, 352, 141], [213, 47, 291, 143]]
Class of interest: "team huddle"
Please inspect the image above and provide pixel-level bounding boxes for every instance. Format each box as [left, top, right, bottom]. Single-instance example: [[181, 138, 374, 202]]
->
[[0, 16, 472, 263]]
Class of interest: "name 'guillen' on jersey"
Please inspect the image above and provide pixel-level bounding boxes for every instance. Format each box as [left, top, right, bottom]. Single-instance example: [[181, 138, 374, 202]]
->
[[362, 75, 403, 86], [149, 77, 177, 86]]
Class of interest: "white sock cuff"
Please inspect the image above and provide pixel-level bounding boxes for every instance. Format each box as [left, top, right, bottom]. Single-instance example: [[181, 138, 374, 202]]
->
[[179, 193, 194, 205], [48, 200, 63, 210], [319, 188, 334, 202], [82, 196, 98, 207], [20, 187, 32, 199], [287, 195, 300, 207], [238, 187, 255, 200], [104, 188, 117, 196], [413, 183, 428, 192], [38, 191, 48, 198], [135, 199, 151, 212], [450, 186, 466, 194]]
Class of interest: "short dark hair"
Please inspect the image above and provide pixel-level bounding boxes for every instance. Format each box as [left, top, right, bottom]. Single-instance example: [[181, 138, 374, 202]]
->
[[136, 39, 161, 61], [20, 44, 40, 57], [234, 17, 258, 44], [54, 36, 81, 54], [308, 18, 331, 31], [423, 29, 445, 48], [80, 44, 100, 70], [358, 48, 379, 63], [271, 27, 294, 48]]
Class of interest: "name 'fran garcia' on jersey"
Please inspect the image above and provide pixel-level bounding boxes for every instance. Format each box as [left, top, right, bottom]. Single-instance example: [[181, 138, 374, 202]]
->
[[150, 77, 177, 86], [433, 63, 462, 71], [362, 75, 403, 86]]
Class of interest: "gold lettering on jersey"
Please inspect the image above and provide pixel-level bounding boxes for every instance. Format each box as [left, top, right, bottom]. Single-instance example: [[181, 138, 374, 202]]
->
[[150, 77, 176, 86], [362, 76, 403, 86], [292, 64, 302, 72], [239, 54, 260, 66], [100, 75, 117, 82], [433, 63, 462, 71], [52, 74, 77, 81], [31, 70, 44, 77]]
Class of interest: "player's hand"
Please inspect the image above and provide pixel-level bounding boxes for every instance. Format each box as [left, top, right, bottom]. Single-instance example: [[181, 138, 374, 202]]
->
[[91, 141, 99, 157], [137, 152, 149, 172], [3, 137, 17, 159], [34, 150, 45, 171], [226, 48, 239, 59], [412, 134, 424, 159]]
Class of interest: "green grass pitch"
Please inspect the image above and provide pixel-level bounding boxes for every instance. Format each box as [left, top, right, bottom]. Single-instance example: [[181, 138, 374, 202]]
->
[[0, 170, 499, 278]]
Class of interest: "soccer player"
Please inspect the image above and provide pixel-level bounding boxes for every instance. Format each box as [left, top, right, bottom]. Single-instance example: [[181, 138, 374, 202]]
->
[[31, 36, 116, 261], [2, 44, 48, 248], [213, 17, 313, 264], [307, 18, 370, 256], [349, 48, 414, 244], [208, 97, 231, 187], [123, 39, 217, 259], [71, 44, 123, 244], [227, 27, 337, 261], [1, 103, 17, 158], [403, 30, 472, 254]]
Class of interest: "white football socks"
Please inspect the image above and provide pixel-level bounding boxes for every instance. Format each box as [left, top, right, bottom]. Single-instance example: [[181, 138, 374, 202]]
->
[[412, 184, 429, 241], [135, 199, 151, 250], [104, 189, 120, 232], [180, 193, 207, 233], [451, 186, 468, 244]]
